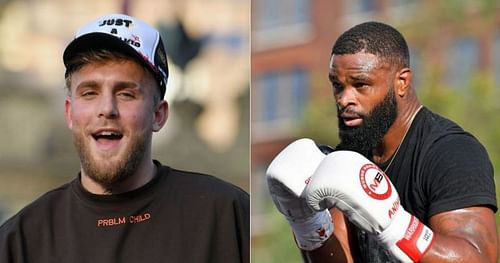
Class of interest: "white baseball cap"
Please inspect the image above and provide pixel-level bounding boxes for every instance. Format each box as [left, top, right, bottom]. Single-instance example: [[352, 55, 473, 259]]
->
[[63, 13, 168, 98]]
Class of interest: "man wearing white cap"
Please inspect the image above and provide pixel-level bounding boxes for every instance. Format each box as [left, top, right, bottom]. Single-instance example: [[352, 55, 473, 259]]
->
[[0, 14, 249, 263]]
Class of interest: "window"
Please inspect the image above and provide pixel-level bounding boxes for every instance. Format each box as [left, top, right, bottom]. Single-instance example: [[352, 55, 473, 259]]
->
[[253, 0, 311, 30], [252, 0, 312, 50], [252, 68, 309, 140], [494, 32, 500, 86], [445, 37, 478, 89], [409, 47, 422, 89], [344, 0, 376, 14]]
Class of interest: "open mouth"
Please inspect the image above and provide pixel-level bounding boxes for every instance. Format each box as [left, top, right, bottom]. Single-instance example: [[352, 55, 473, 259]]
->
[[92, 131, 123, 141], [343, 117, 362, 127], [341, 113, 363, 127]]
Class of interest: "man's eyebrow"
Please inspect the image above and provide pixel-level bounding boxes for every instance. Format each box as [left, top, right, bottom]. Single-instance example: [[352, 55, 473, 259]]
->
[[348, 74, 372, 82], [114, 81, 140, 90], [75, 80, 99, 91], [75, 80, 141, 93]]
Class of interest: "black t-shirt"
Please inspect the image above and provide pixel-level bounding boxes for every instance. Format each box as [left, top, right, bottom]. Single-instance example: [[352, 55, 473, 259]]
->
[[350, 107, 497, 262], [0, 161, 250, 263]]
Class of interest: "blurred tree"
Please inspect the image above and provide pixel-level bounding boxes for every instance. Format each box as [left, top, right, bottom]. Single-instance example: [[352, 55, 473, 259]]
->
[[300, 74, 339, 147], [0, 0, 13, 14], [160, 20, 203, 71], [251, 206, 303, 263]]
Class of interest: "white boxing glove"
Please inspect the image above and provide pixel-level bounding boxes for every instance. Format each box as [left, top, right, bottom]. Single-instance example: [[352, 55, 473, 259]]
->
[[305, 151, 434, 262], [266, 138, 333, 251]]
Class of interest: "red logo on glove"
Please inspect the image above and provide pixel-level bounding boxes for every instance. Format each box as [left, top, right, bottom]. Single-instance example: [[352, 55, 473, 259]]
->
[[304, 176, 311, 185], [359, 164, 392, 200], [316, 227, 326, 237]]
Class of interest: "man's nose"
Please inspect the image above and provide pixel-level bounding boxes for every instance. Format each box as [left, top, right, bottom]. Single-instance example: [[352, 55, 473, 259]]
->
[[336, 86, 356, 109], [97, 93, 118, 118]]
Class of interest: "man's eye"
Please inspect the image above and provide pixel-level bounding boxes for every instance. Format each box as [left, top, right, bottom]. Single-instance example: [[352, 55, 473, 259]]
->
[[81, 91, 97, 97], [118, 92, 135, 98], [353, 82, 367, 89], [332, 82, 343, 92]]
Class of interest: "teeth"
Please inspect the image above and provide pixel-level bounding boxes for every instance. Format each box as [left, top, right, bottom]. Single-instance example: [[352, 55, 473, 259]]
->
[[97, 131, 120, 136]]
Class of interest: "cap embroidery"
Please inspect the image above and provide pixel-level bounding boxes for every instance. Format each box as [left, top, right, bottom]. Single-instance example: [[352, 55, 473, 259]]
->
[[98, 18, 133, 28]]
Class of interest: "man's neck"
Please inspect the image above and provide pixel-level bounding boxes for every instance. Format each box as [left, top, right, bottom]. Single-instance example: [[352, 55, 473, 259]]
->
[[80, 160, 156, 195], [372, 103, 422, 164]]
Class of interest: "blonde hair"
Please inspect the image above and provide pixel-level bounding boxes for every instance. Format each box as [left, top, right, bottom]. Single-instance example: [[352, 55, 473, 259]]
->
[[64, 50, 161, 106]]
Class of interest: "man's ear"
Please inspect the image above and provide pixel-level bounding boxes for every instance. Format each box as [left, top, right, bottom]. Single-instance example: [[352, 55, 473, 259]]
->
[[395, 68, 412, 97], [64, 97, 73, 130], [152, 100, 169, 132]]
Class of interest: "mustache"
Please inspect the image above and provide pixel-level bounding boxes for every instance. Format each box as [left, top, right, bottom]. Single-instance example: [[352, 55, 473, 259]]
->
[[337, 106, 364, 119]]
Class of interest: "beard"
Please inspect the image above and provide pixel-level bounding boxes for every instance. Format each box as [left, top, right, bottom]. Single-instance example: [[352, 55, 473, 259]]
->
[[72, 128, 150, 186], [336, 87, 398, 159]]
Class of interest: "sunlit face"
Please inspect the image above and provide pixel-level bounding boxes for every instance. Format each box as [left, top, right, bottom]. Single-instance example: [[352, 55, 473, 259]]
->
[[64, 59, 164, 185], [328, 52, 398, 157]]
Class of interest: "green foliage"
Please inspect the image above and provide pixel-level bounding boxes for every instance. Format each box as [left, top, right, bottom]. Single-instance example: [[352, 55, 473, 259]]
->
[[251, 207, 303, 263], [299, 76, 340, 147]]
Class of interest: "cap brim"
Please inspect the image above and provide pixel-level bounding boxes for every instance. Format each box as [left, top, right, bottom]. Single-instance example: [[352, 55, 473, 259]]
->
[[64, 32, 155, 72]]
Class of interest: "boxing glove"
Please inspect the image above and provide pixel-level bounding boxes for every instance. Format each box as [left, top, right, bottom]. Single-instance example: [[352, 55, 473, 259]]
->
[[305, 150, 434, 262], [266, 138, 333, 251]]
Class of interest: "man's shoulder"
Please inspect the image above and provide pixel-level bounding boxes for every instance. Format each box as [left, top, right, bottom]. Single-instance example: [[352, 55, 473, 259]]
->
[[158, 165, 249, 200], [0, 181, 74, 230], [420, 107, 464, 134], [418, 107, 483, 148], [411, 108, 489, 170]]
